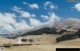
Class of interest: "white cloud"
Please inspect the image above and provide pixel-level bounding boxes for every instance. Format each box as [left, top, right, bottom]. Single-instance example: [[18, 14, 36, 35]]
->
[[30, 12, 61, 30], [2, 24, 14, 33], [23, 2, 39, 9], [0, 12, 30, 34], [44, 2, 51, 6], [41, 15, 49, 20], [31, 14, 36, 17], [0, 2, 61, 34], [44, 1, 56, 9], [12, 6, 36, 18], [23, 2, 27, 5], [14, 20, 30, 30], [0, 12, 16, 33], [50, 5, 55, 9], [0, 12, 16, 24], [46, 12, 61, 28], [30, 12, 61, 31], [74, 3, 80, 11], [29, 4, 39, 9], [12, 6, 30, 18], [12, 6, 22, 12], [30, 18, 42, 26], [20, 11, 36, 18], [20, 11, 31, 18]]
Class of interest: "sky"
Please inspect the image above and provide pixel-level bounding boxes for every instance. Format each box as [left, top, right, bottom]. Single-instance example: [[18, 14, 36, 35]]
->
[[0, 0, 80, 34]]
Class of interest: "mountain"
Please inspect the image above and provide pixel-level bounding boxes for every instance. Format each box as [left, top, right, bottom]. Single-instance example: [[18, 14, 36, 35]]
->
[[5, 18, 80, 42], [7, 27, 59, 39], [56, 18, 80, 30]]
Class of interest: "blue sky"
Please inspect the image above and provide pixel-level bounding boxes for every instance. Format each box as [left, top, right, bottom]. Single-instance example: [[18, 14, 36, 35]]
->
[[0, 0, 80, 34], [0, 0, 80, 18]]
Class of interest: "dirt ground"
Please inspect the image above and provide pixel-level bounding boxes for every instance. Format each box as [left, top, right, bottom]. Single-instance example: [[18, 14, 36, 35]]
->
[[0, 34, 80, 51], [5, 45, 80, 51]]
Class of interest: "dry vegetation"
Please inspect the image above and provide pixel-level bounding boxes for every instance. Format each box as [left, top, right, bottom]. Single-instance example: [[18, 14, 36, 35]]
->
[[5, 45, 80, 51], [0, 34, 80, 51], [0, 38, 17, 44]]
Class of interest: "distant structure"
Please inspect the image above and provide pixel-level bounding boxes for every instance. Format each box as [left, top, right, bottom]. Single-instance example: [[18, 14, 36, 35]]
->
[[0, 46, 5, 51], [16, 36, 22, 44]]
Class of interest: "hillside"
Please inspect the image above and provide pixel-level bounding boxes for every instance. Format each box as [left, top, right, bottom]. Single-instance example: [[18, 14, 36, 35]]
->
[[4, 37, 80, 51], [57, 38, 80, 46], [0, 34, 80, 51], [5, 45, 80, 51], [0, 38, 17, 44]]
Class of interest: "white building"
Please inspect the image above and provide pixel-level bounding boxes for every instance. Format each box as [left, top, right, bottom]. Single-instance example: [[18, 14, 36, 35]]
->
[[16, 36, 23, 44]]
